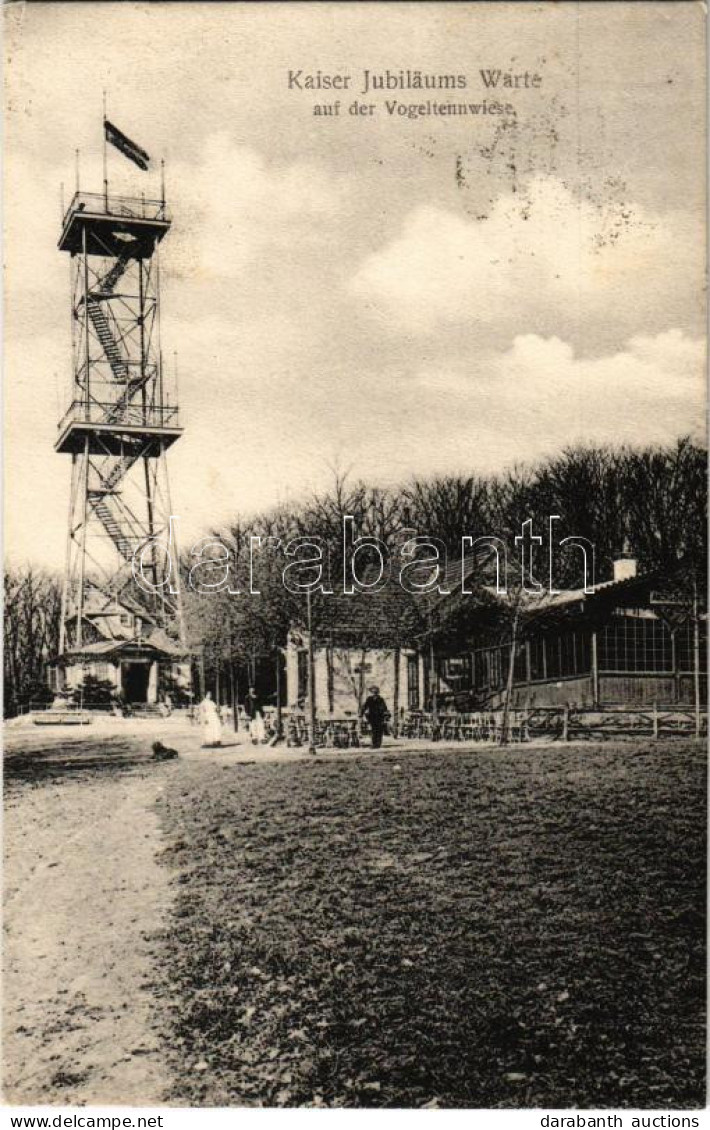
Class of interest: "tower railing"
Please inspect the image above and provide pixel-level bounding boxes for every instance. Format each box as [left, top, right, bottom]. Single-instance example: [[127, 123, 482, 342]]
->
[[58, 399, 180, 433], [62, 191, 170, 226]]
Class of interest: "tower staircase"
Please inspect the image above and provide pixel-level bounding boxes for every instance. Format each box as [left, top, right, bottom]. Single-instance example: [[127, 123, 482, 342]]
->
[[104, 376, 152, 425], [85, 245, 139, 385], [87, 300, 130, 383], [91, 493, 147, 562], [97, 244, 136, 295], [100, 447, 144, 493]]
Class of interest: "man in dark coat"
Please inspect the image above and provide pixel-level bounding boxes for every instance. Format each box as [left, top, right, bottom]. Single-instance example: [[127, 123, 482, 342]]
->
[[361, 685, 388, 749]]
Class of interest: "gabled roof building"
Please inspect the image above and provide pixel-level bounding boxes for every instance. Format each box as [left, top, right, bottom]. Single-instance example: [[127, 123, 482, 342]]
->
[[49, 584, 190, 705]]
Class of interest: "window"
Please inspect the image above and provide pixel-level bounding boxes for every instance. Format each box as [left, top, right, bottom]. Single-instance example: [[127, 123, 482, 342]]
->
[[297, 650, 308, 703], [538, 631, 591, 679], [578, 631, 592, 674], [559, 632, 577, 676], [545, 637, 559, 680], [598, 617, 673, 673], [407, 656, 420, 709], [441, 654, 472, 688], [473, 645, 508, 693], [529, 637, 546, 681], [675, 620, 707, 673]]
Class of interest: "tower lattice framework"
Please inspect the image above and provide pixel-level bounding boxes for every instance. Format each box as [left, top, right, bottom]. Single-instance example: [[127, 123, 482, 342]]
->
[[56, 187, 184, 653]]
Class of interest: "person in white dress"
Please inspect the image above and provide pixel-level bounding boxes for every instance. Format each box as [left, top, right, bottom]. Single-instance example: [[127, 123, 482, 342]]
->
[[200, 691, 222, 747], [244, 686, 266, 744]]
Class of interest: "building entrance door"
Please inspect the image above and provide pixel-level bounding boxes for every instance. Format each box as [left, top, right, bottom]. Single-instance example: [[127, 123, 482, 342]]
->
[[123, 662, 150, 703]]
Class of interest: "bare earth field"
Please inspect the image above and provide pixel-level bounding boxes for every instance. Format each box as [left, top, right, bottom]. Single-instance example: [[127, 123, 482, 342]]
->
[[3, 734, 172, 1105], [3, 728, 706, 1108]]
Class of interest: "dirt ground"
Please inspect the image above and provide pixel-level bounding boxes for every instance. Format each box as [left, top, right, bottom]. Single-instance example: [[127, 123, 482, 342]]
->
[[1, 719, 351, 1104], [3, 732, 173, 1104], [2, 722, 706, 1108]]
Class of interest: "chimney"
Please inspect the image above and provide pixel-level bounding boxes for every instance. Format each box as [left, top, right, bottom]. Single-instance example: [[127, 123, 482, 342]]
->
[[613, 541, 637, 583]]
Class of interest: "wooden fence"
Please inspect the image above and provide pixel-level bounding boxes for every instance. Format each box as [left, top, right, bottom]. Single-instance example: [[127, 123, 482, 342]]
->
[[284, 706, 706, 747], [402, 706, 706, 743]]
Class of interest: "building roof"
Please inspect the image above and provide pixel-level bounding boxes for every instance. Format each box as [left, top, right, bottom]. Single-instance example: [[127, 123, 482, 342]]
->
[[54, 634, 187, 664], [60, 579, 190, 656], [80, 582, 157, 622], [312, 584, 421, 647], [432, 560, 707, 640], [302, 558, 706, 650], [519, 565, 706, 629]]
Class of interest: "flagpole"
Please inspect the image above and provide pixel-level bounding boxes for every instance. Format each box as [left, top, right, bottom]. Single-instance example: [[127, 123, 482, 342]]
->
[[102, 90, 108, 211], [160, 158, 166, 212], [75, 149, 80, 194]]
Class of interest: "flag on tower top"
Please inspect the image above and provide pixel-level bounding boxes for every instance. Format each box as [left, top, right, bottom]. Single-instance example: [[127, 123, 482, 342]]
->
[[104, 119, 150, 171]]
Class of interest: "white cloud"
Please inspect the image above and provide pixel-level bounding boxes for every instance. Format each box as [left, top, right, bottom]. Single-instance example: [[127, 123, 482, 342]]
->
[[168, 133, 346, 281], [414, 329, 706, 458], [350, 177, 705, 345]]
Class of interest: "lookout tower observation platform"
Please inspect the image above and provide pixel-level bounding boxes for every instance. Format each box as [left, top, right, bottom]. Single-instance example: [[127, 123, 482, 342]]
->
[[55, 191, 181, 457]]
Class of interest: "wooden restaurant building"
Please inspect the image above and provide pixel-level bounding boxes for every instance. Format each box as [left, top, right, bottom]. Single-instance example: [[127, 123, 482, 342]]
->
[[283, 555, 706, 718], [429, 556, 706, 713]]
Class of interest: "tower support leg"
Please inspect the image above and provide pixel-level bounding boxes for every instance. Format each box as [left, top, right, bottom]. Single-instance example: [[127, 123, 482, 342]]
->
[[76, 438, 90, 650]]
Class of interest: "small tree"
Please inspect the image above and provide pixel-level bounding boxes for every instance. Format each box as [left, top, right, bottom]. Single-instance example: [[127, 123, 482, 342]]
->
[[72, 674, 116, 708]]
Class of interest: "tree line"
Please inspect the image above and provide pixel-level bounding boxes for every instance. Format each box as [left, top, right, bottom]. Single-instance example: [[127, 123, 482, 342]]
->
[[4, 438, 706, 714], [184, 437, 707, 696]]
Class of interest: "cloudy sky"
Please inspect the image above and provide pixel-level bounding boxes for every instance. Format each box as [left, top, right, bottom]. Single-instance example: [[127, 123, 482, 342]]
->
[[5, 2, 706, 568]]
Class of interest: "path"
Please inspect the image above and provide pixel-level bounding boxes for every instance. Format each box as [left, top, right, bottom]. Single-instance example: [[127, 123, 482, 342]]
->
[[3, 752, 172, 1104]]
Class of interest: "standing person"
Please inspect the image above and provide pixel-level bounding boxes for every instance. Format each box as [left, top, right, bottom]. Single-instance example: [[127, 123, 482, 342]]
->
[[361, 685, 388, 750], [244, 685, 266, 745], [200, 690, 222, 748]]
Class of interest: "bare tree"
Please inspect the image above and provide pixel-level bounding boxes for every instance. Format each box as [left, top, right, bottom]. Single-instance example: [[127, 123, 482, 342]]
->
[[4, 566, 62, 716]]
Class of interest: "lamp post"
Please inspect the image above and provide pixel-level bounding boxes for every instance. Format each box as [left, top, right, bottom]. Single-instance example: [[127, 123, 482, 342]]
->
[[693, 578, 701, 740], [428, 608, 439, 731], [275, 646, 283, 743], [307, 586, 317, 755], [40, 641, 50, 707], [229, 633, 238, 732]]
